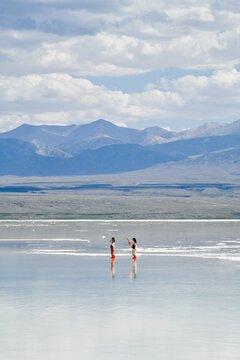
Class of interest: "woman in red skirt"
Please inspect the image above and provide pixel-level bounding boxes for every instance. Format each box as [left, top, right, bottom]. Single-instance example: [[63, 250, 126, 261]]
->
[[127, 237, 137, 260], [110, 237, 115, 258]]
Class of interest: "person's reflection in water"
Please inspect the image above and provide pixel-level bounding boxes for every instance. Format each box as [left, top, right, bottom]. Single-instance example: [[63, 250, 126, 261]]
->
[[132, 258, 137, 278], [111, 257, 115, 279], [129, 258, 137, 279]]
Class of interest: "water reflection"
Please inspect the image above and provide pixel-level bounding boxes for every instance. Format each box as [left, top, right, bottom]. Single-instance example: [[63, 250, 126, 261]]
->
[[129, 259, 137, 279], [110, 257, 115, 279], [1, 221, 240, 360], [110, 258, 137, 279]]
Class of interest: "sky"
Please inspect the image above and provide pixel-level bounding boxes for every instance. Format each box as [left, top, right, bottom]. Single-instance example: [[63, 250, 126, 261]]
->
[[0, 0, 240, 131]]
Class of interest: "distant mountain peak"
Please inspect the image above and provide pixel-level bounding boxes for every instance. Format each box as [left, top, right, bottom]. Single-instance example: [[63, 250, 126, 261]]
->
[[177, 121, 225, 139], [19, 123, 34, 128], [94, 118, 111, 124], [87, 119, 115, 126], [197, 121, 224, 130]]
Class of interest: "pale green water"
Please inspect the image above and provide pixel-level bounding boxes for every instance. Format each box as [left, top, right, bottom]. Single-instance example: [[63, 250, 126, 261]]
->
[[0, 221, 240, 360]]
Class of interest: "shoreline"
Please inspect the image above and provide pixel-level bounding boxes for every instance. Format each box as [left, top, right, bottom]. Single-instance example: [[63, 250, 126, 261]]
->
[[0, 219, 240, 222]]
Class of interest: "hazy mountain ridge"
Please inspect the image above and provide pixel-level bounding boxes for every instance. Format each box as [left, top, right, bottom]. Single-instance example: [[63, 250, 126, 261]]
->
[[0, 120, 146, 155], [0, 118, 240, 175], [186, 145, 240, 164], [147, 134, 240, 158], [1, 118, 240, 151], [0, 140, 174, 176]]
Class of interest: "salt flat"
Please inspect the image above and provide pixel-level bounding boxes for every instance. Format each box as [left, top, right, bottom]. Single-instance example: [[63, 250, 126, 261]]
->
[[0, 220, 240, 359]]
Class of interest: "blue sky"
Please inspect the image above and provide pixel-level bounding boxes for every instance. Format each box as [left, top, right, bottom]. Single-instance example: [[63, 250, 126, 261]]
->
[[0, 0, 240, 131]]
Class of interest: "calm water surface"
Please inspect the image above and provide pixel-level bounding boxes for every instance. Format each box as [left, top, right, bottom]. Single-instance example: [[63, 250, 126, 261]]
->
[[0, 221, 240, 360]]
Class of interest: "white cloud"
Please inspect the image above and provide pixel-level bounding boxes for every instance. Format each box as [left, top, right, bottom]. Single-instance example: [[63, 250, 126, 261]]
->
[[0, 31, 149, 76], [0, 68, 240, 131], [172, 69, 240, 96], [0, 73, 184, 129], [168, 68, 240, 120], [0, 2, 240, 76], [166, 7, 215, 22], [0, 0, 240, 130], [0, 26, 239, 77]]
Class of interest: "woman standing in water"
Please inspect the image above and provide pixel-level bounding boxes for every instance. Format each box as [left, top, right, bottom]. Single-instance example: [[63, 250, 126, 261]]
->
[[110, 237, 115, 259], [127, 237, 137, 260]]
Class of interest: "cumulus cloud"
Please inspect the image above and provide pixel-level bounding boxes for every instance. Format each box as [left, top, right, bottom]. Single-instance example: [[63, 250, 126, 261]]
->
[[0, 26, 239, 77], [166, 7, 215, 22], [0, 69, 240, 131], [0, 1, 240, 76], [0, 73, 183, 124], [0, 0, 240, 130], [166, 68, 240, 120]]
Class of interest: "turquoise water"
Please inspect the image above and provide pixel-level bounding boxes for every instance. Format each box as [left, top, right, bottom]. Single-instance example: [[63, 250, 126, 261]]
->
[[0, 221, 240, 359]]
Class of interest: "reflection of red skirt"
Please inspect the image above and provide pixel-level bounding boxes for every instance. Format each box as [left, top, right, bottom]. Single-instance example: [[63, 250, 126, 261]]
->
[[111, 245, 114, 255]]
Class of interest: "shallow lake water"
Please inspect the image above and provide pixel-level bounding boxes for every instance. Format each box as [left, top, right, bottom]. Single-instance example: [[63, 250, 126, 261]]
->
[[0, 220, 240, 360]]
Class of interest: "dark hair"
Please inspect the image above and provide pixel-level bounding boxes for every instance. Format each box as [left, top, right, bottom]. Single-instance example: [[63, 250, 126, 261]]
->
[[132, 237, 137, 243], [112, 237, 115, 243]]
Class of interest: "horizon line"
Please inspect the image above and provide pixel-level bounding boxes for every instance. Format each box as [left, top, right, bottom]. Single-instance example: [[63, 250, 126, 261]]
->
[[0, 219, 240, 222]]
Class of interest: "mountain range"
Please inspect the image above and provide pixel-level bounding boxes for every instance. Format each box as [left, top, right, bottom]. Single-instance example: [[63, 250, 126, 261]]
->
[[0, 118, 240, 175]]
